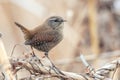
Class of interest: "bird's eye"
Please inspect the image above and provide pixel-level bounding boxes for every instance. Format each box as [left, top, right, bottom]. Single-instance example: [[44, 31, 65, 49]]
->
[[54, 19, 58, 22]]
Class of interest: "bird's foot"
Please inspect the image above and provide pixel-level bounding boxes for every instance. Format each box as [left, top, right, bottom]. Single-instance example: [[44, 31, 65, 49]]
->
[[44, 52, 65, 76], [51, 64, 65, 76], [30, 52, 44, 66], [49, 65, 65, 80]]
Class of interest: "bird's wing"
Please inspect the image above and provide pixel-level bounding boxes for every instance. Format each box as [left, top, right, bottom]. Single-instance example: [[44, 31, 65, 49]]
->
[[25, 31, 57, 45]]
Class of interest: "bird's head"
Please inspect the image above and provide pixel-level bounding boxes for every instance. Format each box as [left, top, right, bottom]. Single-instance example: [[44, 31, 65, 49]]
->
[[45, 16, 66, 29]]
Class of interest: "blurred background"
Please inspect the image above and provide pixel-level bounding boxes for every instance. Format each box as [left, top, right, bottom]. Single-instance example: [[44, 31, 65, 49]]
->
[[0, 0, 120, 79]]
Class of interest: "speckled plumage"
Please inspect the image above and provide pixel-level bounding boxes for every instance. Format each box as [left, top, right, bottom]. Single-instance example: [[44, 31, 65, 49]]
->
[[25, 30, 63, 52]]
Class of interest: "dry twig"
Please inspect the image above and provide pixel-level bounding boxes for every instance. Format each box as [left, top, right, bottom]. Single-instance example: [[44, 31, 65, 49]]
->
[[8, 53, 120, 80], [0, 33, 15, 80]]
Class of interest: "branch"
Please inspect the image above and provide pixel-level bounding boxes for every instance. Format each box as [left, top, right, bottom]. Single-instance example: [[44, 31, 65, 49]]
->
[[80, 54, 120, 80], [95, 58, 120, 80], [0, 33, 15, 80], [10, 55, 87, 80], [9, 53, 120, 80]]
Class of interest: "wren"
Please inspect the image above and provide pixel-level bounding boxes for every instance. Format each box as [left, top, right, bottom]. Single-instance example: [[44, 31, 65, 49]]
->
[[15, 16, 66, 75]]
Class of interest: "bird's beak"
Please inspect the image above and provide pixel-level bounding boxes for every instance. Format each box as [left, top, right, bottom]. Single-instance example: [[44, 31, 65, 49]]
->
[[63, 20, 67, 22]]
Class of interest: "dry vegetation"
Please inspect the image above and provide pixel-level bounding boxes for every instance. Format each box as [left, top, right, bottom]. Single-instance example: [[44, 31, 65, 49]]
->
[[0, 0, 120, 80]]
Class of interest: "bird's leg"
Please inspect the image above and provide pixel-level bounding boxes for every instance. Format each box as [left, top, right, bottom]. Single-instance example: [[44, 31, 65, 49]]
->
[[30, 46, 44, 66], [30, 46, 36, 56], [45, 52, 65, 80], [44, 52, 65, 76]]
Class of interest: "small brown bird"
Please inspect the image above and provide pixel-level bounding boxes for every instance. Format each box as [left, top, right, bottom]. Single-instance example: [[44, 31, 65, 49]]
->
[[15, 16, 66, 75]]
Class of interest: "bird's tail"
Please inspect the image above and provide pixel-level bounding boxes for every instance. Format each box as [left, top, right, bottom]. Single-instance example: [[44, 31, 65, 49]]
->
[[15, 22, 32, 40]]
